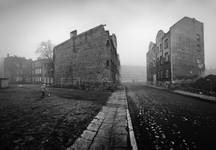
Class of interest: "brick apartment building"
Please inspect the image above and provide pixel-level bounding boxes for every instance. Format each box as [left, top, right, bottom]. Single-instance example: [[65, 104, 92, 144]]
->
[[147, 17, 205, 86], [4, 55, 53, 84], [53, 25, 120, 89], [32, 58, 53, 84]]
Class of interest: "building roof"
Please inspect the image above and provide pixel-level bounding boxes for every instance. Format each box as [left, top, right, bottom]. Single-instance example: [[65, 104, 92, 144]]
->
[[54, 24, 106, 49], [170, 16, 203, 30]]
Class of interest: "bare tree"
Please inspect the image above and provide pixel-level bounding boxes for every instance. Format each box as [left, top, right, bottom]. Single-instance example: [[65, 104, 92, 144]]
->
[[35, 40, 54, 61], [35, 40, 55, 77]]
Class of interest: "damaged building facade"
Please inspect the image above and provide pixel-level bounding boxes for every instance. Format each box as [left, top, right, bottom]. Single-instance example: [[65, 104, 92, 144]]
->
[[53, 25, 120, 89], [147, 17, 205, 86]]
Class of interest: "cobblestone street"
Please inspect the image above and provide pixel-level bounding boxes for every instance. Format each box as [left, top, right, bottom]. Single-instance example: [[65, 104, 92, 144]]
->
[[126, 84, 216, 150]]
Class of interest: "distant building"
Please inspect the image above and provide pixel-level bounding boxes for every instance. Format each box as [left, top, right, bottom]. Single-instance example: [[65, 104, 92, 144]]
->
[[120, 65, 146, 83], [4, 55, 33, 83], [147, 17, 205, 86], [53, 25, 120, 89], [32, 58, 53, 84], [0, 57, 4, 78]]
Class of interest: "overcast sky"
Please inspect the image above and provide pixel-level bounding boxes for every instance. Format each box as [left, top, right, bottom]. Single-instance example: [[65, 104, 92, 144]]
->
[[0, 0, 215, 68]]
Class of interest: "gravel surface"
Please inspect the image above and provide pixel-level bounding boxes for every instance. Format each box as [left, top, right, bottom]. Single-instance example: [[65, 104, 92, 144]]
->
[[126, 84, 216, 150]]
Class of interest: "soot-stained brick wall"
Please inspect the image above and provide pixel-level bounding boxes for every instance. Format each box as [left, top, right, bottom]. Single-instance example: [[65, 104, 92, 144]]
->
[[54, 25, 120, 89], [170, 17, 205, 81], [147, 17, 205, 86]]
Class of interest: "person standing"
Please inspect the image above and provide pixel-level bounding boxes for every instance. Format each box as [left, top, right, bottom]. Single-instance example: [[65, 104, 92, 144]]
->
[[41, 83, 46, 98]]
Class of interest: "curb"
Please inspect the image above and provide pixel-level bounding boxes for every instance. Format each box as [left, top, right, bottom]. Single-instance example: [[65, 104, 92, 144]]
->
[[67, 90, 136, 150], [145, 84, 216, 103], [173, 90, 216, 103], [124, 89, 138, 150]]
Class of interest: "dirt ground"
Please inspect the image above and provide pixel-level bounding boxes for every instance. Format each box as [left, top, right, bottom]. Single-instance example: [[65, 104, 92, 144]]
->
[[0, 84, 111, 150]]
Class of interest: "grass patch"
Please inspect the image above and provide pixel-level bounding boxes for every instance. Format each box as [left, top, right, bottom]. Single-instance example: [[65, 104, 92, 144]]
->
[[0, 84, 111, 150]]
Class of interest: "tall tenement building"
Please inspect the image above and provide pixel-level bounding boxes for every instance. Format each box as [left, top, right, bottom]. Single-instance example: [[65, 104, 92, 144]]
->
[[53, 25, 120, 89], [147, 17, 205, 86]]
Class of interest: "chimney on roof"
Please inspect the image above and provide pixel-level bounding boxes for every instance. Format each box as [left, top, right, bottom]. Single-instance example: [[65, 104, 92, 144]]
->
[[70, 30, 77, 38]]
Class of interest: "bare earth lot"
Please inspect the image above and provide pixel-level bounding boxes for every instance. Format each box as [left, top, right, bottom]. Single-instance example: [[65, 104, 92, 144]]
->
[[126, 84, 216, 150], [0, 84, 111, 150]]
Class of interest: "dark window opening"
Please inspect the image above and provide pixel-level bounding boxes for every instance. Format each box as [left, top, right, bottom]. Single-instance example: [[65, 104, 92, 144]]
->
[[164, 39, 168, 49], [106, 60, 109, 67], [160, 56, 163, 65], [106, 40, 110, 47]]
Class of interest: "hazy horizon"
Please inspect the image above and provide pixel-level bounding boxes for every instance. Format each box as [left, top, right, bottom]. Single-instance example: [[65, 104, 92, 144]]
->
[[0, 0, 216, 68]]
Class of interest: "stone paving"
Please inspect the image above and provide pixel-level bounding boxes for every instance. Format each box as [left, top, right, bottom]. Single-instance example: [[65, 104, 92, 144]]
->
[[67, 90, 131, 150]]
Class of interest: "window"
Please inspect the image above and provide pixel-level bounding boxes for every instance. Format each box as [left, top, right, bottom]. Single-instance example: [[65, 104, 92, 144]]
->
[[164, 39, 168, 49], [106, 60, 110, 67], [196, 34, 201, 42], [160, 56, 163, 65], [106, 40, 110, 47], [153, 59, 156, 67], [165, 52, 169, 62], [166, 70, 169, 78], [160, 71, 163, 79], [160, 44, 162, 51]]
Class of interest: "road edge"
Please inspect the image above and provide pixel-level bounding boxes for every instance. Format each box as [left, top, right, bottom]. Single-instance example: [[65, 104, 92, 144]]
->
[[124, 89, 138, 150], [145, 84, 216, 103]]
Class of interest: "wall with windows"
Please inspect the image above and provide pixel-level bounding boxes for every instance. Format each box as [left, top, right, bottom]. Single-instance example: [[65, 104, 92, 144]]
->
[[32, 59, 53, 84], [146, 17, 204, 85], [170, 17, 205, 81], [155, 31, 171, 82]]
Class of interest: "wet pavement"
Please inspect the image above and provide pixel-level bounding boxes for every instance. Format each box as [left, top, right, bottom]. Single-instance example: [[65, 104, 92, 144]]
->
[[126, 84, 216, 150]]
